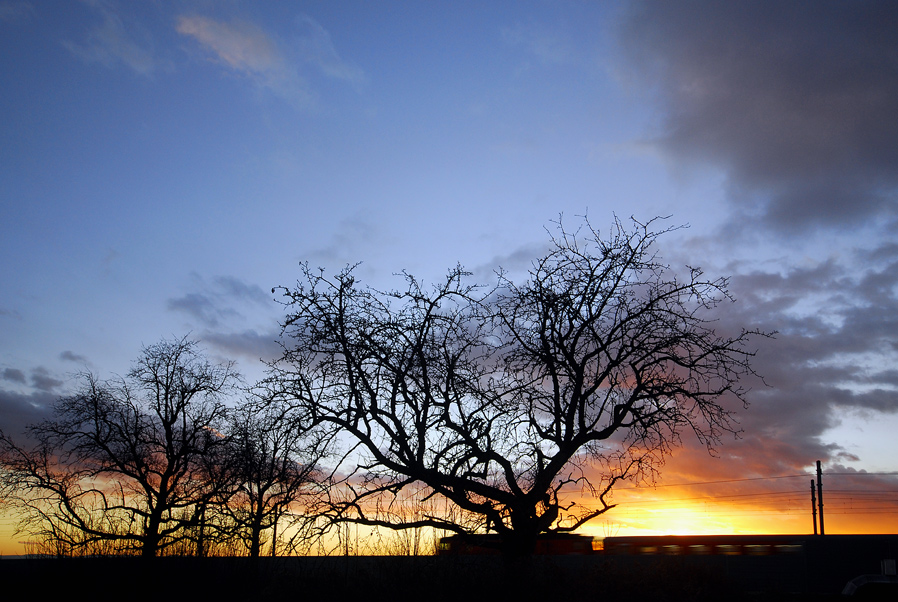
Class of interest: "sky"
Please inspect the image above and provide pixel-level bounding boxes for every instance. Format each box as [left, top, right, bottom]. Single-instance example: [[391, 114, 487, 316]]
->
[[2, 0, 898, 554]]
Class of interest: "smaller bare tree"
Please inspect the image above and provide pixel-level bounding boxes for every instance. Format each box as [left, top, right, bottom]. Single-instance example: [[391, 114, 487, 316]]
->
[[0, 337, 239, 557], [221, 394, 324, 558]]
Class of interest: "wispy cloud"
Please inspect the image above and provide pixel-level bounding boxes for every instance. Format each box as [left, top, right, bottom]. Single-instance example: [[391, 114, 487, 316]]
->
[[166, 274, 281, 364], [167, 274, 274, 329], [501, 22, 574, 66], [2, 368, 26, 384], [177, 14, 313, 107], [30, 366, 63, 392], [176, 13, 363, 108], [202, 329, 281, 363], [1, 366, 65, 392], [303, 214, 382, 267], [0, 1, 34, 23], [59, 350, 89, 364], [214, 275, 270, 305], [176, 15, 281, 74], [168, 292, 232, 328], [64, 0, 159, 76], [294, 14, 365, 84]]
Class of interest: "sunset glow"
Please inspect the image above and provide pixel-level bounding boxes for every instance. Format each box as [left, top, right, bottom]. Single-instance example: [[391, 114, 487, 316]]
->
[[3, 1, 898, 556]]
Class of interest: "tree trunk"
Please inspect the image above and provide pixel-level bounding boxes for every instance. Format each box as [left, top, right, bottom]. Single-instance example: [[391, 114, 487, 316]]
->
[[249, 515, 263, 559], [196, 504, 206, 557], [142, 531, 161, 557], [143, 506, 164, 557]]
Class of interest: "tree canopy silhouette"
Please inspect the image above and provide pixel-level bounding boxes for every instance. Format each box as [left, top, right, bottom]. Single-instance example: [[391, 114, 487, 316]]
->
[[0, 337, 239, 557], [220, 394, 324, 558], [272, 216, 767, 556]]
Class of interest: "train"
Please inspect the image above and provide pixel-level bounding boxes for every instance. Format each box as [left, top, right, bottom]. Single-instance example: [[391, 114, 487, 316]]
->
[[437, 533, 595, 555], [437, 532, 898, 596], [439, 532, 898, 558], [601, 534, 808, 556]]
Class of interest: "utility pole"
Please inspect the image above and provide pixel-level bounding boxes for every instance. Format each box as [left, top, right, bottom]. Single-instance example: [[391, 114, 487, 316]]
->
[[810, 480, 818, 535], [816, 460, 825, 536]]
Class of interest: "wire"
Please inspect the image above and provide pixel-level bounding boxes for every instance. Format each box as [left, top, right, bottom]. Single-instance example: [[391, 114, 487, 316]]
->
[[599, 491, 807, 506], [614, 474, 813, 489], [825, 489, 898, 493], [825, 472, 898, 477]]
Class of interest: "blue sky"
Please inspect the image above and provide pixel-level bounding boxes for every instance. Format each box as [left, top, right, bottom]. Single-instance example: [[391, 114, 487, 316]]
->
[[3, 0, 898, 540]]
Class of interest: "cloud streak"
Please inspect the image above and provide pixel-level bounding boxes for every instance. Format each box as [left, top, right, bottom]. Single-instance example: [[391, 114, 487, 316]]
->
[[64, 1, 159, 76], [501, 22, 574, 66], [0, 1, 34, 23], [294, 14, 365, 84], [59, 350, 89, 364], [176, 14, 312, 106], [166, 275, 280, 365], [176, 15, 281, 74], [176, 13, 363, 108], [202, 329, 281, 363], [167, 274, 271, 329]]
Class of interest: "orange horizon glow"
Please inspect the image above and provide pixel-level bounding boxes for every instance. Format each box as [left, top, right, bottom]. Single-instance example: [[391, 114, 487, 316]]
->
[[576, 479, 898, 540], [4, 451, 896, 556], [4, 485, 897, 557]]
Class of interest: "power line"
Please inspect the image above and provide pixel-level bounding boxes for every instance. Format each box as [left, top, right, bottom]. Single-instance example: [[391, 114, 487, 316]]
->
[[825, 472, 898, 477], [826, 489, 898, 494], [605, 491, 807, 506], [561, 471, 898, 499], [614, 474, 812, 489]]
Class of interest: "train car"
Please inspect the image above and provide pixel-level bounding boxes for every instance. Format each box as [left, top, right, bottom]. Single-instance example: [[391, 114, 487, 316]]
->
[[601, 534, 807, 556], [438, 533, 595, 555], [601, 534, 898, 596]]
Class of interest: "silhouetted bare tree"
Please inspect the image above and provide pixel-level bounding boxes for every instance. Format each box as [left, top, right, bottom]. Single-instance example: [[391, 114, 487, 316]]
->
[[271, 216, 767, 556], [0, 337, 239, 557], [221, 394, 324, 558]]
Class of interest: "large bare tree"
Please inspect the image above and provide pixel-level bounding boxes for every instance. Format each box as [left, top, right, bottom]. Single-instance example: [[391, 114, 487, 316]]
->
[[0, 337, 240, 557], [271, 217, 766, 556]]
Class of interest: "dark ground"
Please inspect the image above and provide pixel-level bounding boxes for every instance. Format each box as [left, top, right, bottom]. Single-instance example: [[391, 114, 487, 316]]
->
[[2, 554, 890, 602]]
